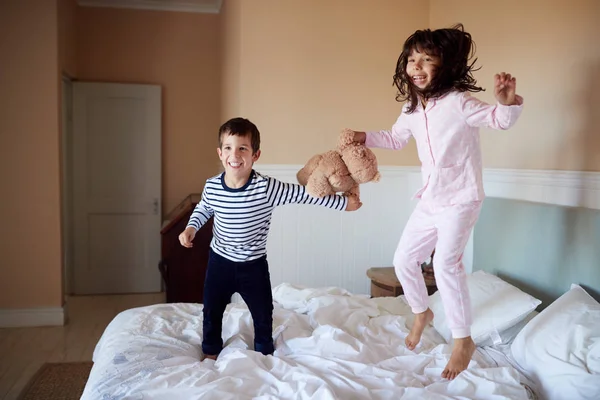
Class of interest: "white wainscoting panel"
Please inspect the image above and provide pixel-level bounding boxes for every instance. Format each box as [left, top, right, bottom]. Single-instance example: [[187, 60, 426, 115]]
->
[[257, 164, 423, 296], [251, 164, 599, 297]]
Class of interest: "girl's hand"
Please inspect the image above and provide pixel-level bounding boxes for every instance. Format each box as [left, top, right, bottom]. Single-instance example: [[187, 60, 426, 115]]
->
[[494, 72, 517, 105], [345, 195, 362, 212], [352, 131, 366, 144], [178, 227, 197, 248], [340, 129, 366, 146]]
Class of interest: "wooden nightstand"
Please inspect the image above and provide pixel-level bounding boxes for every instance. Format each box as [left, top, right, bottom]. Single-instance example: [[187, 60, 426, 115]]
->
[[366, 267, 437, 298], [160, 194, 213, 304]]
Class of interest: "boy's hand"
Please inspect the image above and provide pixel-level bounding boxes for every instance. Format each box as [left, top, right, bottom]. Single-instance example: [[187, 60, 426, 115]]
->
[[494, 72, 517, 105], [345, 196, 362, 212], [179, 227, 197, 248]]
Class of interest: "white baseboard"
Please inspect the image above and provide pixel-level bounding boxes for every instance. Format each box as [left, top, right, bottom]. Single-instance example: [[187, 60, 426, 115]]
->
[[0, 306, 66, 328]]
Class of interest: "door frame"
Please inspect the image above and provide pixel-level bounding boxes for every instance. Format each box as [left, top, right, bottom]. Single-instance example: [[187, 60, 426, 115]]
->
[[61, 74, 74, 300], [70, 81, 162, 294]]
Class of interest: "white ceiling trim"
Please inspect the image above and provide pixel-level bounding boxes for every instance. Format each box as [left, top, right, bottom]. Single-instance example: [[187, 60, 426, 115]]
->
[[77, 0, 222, 14]]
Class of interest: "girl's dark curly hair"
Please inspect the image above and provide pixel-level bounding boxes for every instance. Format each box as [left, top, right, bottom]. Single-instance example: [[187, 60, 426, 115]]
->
[[393, 23, 484, 114]]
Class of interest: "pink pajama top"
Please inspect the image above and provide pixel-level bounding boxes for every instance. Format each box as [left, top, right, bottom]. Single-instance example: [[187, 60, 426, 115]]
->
[[366, 91, 524, 204]]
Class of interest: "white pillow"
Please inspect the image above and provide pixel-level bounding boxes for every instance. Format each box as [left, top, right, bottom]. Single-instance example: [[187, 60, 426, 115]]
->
[[510, 284, 600, 400], [482, 309, 539, 348], [429, 270, 541, 345]]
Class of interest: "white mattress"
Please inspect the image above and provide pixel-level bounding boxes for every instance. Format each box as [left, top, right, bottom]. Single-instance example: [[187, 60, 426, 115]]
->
[[82, 284, 536, 399]]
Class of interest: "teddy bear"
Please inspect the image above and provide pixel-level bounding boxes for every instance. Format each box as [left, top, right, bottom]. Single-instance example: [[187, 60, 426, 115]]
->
[[297, 128, 381, 205]]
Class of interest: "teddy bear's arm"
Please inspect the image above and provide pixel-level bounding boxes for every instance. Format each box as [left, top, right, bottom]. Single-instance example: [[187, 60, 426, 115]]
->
[[345, 184, 360, 200], [296, 154, 322, 186]]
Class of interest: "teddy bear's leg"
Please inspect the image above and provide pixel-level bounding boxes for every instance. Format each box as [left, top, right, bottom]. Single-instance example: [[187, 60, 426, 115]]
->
[[307, 170, 334, 198], [297, 155, 322, 185], [329, 173, 355, 191]]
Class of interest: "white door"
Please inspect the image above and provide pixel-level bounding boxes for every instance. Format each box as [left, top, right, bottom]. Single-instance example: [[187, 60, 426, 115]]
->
[[72, 82, 162, 294]]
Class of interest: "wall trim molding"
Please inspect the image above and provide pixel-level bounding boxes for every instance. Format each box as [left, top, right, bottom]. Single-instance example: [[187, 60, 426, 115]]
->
[[0, 305, 66, 328], [77, 0, 223, 14], [257, 164, 600, 210], [483, 168, 600, 210]]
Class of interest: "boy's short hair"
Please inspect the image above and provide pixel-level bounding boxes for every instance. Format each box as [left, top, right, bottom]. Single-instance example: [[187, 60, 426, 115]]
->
[[218, 117, 261, 153]]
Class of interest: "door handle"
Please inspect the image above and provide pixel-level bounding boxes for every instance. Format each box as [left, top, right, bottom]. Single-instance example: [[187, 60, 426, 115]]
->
[[153, 198, 159, 215]]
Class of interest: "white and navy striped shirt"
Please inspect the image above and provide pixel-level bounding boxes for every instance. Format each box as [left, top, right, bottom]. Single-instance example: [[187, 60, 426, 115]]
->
[[186, 170, 348, 262]]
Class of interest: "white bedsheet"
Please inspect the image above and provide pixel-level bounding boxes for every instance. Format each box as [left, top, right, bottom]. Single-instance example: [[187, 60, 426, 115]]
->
[[82, 284, 534, 400]]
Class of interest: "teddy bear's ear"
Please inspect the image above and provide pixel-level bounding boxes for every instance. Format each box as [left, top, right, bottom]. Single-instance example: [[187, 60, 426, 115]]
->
[[338, 129, 355, 148]]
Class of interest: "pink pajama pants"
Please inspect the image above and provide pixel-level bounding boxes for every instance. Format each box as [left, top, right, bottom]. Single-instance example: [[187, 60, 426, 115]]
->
[[393, 200, 482, 339]]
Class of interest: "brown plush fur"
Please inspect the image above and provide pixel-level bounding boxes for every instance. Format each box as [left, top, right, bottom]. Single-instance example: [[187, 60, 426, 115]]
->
[[297, 129, 381, 204]]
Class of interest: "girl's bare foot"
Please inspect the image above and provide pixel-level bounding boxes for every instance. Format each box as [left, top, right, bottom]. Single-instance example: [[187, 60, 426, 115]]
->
[[442, 336, 475, 380], [203, 354, 217, 361], [405, 308, 434, 350]]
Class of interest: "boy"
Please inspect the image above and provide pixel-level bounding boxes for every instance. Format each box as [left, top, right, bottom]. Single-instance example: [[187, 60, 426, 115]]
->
[[179, 117, 361, 359]]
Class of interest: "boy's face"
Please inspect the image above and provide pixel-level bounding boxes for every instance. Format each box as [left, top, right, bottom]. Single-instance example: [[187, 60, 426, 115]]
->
[[217, 132, 260, 180]]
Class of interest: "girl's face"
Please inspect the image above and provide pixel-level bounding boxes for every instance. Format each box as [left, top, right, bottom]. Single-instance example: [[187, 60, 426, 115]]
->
[[406, 48, 441, 90]]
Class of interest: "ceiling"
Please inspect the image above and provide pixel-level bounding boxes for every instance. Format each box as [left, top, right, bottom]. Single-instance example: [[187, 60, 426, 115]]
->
[[77, 0, 222, 14]]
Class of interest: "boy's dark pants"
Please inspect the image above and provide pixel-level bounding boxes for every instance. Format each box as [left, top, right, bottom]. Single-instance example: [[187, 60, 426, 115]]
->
[[202, 249, 274, 356]]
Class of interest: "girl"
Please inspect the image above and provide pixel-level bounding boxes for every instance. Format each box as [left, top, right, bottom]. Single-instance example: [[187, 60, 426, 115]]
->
[[351, 24, 523, 380]]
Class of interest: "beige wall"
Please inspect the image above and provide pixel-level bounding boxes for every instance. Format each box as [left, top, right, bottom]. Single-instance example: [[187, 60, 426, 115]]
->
[[222, 0, 600, 171], [221, 0, 425, 166], [0, 1, 63, 309], [1, 0, 599, 313], [76, 7, 222, 213], [430, 0, 600, 171], [219, 0, 241, 120]]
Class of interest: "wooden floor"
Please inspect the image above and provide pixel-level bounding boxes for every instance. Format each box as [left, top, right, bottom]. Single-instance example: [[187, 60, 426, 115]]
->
[[0, 293, 165, 400]]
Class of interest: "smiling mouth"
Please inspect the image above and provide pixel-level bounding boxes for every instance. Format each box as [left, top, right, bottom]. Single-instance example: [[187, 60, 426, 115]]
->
[[412, 76, 427, 84], [228, 161, 242, 168]]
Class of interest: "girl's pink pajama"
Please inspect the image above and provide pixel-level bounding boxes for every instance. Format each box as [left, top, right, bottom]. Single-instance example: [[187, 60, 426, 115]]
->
[[393, 200, 481, 338], [365, 90, 524, 339]]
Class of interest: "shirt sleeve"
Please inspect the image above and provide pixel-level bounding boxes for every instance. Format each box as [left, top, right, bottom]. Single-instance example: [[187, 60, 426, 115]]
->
[[186, 185, 214, 231], [460, 92, 524, 129], [364, 111, 412, 150], [266, 178, 348, 211]]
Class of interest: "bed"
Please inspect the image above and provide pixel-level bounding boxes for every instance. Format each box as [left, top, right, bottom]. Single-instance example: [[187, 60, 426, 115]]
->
[[81, 272, 599, 400]]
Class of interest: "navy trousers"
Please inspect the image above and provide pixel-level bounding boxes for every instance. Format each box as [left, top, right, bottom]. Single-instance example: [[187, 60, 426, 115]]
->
[[202, 249, 274, 356]]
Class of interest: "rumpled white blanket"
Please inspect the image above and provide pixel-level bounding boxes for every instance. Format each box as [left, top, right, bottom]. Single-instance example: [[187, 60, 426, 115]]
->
[[82, 283, 532, 399]]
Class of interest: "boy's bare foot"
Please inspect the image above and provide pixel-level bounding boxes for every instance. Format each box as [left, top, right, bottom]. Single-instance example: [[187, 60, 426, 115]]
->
[[442, 336, 476, 380], [203, 354, 217, 361], [405, 308, 434, 350]]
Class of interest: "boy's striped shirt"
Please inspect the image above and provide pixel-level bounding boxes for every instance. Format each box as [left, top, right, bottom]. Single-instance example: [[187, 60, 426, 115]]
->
[[187, 170, 348, 262]]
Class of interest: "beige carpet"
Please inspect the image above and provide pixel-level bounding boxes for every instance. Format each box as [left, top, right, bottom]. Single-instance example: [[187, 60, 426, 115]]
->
[[18, 362, 93, 400]]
